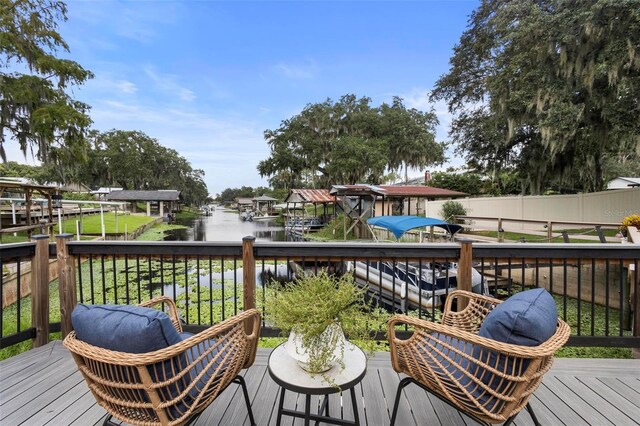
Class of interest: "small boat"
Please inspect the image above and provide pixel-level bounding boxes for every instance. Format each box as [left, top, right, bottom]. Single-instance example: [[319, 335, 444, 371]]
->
[[351, 216, 485, 310], [239, 211, 255, 221], [251, 212, 279, 222]]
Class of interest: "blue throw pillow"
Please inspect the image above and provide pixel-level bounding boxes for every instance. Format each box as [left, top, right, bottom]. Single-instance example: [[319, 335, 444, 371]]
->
[[479, 288, 558, 346], [71, 303, 182, 353], [462, 288, 558, 413]]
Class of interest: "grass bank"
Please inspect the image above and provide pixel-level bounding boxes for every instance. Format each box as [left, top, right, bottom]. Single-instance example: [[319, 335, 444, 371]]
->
[[59, 212, 156, 235]]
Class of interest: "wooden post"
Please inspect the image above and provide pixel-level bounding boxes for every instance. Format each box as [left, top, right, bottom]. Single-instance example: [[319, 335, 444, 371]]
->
[[242, 236, 256, 311], [630, 264, 639, 359], [457, 239, 473, 311], [498, 218, 503, 243], [56, 233, 77, 338], [31, 234, 50, 347], [547, 221, 553, 242]]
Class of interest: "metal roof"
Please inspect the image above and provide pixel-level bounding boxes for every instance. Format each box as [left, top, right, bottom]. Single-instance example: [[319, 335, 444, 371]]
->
[[0, 178, 58, 192], [284, 189, 334, 204], [105, 190, 180, 201], [378, 185, 467, 198], [329, 185, 386, 196], [329, 184, 466, 198], [252, 195, 278, 202]]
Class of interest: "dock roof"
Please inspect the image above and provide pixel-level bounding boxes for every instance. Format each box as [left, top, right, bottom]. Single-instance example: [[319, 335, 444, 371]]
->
[[106, 190, 180, 201], [329, 184, 466, 198], [284, 189, 334, 204], [378, 185, 467, 198], [252, 195, 278, 202]]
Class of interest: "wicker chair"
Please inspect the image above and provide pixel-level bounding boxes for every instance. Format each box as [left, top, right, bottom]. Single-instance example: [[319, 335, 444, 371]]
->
[[388, 290, 570, 426], [64, 296, 261, 426]]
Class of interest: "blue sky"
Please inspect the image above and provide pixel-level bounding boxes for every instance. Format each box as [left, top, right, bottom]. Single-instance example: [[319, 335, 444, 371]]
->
[[10, 0, 480, 196]]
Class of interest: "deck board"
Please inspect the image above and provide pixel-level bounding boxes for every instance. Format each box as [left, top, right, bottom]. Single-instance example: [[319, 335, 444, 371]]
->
[[1, 341, 639, 426]]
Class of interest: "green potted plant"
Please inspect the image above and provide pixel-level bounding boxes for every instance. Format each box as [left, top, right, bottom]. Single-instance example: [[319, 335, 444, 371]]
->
[[266, 271, 386, 374]]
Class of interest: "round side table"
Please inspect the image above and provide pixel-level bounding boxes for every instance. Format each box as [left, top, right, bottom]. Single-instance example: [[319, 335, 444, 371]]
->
[[268, 341, 367, 426]]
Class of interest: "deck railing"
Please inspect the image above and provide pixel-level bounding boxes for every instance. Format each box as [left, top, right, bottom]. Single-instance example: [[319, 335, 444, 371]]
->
[[1, 235, 639, 353]]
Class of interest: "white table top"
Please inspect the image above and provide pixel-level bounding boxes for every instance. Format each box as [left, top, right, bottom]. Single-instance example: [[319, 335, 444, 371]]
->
[[268, 341, 367, 394]]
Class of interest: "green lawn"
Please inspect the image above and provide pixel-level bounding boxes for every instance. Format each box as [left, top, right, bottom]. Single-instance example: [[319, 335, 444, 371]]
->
[[58, 212, 156, 235], [0, 233, 29, 244], [468, 230, 614, 243]]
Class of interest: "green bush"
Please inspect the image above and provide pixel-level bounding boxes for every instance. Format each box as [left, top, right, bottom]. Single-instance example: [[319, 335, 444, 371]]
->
[[440, 200, 467, 223]]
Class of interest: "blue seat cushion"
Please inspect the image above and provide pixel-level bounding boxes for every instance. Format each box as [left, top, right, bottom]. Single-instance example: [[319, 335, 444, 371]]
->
[[478, 288, 558, 346], [71, 303, 182, 353]]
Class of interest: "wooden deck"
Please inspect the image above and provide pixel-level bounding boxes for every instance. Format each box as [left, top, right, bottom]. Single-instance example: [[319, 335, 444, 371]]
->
[[1, 341, 639, 426]]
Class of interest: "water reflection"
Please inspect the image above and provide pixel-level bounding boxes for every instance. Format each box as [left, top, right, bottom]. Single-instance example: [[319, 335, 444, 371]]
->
[[164, 207, 288, 242]]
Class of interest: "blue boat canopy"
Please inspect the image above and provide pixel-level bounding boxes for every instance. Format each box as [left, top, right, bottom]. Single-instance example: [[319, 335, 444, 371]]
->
[[367, 215, 462, 239]]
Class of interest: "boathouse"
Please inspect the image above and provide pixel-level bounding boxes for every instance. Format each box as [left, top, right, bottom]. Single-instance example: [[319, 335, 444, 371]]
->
[[0, 178, 60, 235], [106, 190, 180, 217], [329, 184, 466, 217], [252, 194, 278, 213]]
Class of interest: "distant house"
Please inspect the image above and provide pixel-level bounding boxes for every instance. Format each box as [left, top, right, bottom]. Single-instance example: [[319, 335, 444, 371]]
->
[[90, 187, 123, 200], [106, 190, 180, 216], [607, 177, 640, 190]]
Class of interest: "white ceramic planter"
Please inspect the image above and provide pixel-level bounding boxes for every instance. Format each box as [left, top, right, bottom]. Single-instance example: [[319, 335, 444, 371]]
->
[[285, 322, 345, 373]]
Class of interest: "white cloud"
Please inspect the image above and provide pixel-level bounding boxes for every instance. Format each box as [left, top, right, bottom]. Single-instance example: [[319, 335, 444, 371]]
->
[[116, 80, 138, 94], [400, 88, 432, 111], [88, 77, 138, 95], [272, 60, 318, 80], [144, 67, 196, 102]]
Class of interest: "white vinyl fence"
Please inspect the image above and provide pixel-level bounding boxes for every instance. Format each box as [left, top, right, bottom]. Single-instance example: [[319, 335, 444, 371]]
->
[[424, 188, 640, 231]]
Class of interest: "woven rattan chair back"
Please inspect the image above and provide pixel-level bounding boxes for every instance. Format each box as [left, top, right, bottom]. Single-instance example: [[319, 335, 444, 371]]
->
[[388, 290, 570, 425], [64, 297, 260, 426]]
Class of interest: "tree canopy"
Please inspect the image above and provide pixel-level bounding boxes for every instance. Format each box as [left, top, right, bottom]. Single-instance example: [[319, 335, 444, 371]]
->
[[431, 0, 640, 194], [76, 130, 209, 206], [258, 94, 445, 189], [1, 0, 93, 163]]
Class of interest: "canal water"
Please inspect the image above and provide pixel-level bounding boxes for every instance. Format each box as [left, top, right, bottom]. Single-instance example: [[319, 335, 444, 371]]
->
[[165, 206, 288, 242], [160, 206, 291, 298]]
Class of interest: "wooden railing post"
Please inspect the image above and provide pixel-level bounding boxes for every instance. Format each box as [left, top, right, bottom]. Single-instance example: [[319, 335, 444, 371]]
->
[[458, 239, 473, 311], [31, 234, 50, 347], [242, 236, 256, 311], [631, 264, 639, 359], [56, 233, 77, 338]]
